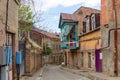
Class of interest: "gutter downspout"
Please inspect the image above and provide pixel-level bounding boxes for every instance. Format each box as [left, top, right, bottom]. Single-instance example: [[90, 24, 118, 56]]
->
[[113, 0, 118, 76], [79, 28, 120, 52], [5, 0, 10, 80]]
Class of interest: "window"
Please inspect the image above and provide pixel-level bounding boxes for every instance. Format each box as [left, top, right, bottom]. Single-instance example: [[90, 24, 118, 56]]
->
[[83, 22, 86, 33], [91, 13, 100, 30], [91, 14, 96, 30], [95, 14, 100, 28], [86, 16, 91, 32]]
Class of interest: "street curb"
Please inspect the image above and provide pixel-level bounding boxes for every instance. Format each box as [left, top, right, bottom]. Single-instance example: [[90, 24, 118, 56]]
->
[[39, 65, 47, 77], [60, 67, 108, 80]]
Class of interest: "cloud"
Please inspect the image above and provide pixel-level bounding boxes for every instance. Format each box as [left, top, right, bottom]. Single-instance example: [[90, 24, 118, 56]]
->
[[34, 0, 100, 11], [53, 16, 59, 20]]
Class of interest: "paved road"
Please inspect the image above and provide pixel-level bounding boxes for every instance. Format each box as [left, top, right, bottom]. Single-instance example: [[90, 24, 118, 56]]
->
[[42, 65, 90, 80]]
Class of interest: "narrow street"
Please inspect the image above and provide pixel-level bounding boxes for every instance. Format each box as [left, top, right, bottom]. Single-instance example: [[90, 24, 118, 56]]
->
[[42, 65, 90, 80]]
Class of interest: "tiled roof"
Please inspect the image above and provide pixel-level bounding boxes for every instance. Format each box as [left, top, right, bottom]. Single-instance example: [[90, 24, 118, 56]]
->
[[59, 6, 100, 24], [44, 32, 60, 39], [31, 27, 60, 39], [61, 13, 79, 22]]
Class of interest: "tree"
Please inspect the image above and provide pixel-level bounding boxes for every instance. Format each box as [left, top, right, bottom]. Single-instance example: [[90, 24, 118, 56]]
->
[[18, 0, 44, 40], [18, 4, 34, 40], [43, 43, 52, 55]]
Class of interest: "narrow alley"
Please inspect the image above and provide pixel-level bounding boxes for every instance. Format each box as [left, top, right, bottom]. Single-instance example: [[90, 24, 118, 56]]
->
[[42, 65, 90, 80], [1, 0, 120, 80]]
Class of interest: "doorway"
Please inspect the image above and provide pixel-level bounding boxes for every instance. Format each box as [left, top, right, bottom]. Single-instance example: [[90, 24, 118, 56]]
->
[[88, 52, 91, 68], [81, 52, 84, 67], [95, 49, 102, 72], [7, 33, 14, 80]]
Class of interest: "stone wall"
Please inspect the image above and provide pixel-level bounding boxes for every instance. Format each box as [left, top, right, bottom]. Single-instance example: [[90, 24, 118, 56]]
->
[[101, 0, 120, 76]]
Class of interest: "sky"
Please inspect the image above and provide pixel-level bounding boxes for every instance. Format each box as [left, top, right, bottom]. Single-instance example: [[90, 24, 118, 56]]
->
[[33, 0, 101, 33]]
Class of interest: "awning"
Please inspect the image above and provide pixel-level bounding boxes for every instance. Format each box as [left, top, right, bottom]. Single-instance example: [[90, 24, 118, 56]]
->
[[27, 38, 43, 51]]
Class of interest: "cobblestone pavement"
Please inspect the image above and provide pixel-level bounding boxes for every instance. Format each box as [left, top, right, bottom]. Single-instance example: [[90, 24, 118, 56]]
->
[[42, 65, 90, 80]]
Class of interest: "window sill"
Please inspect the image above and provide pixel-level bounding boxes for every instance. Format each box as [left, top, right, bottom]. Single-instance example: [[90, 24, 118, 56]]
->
[[80, 27, 100, 37]]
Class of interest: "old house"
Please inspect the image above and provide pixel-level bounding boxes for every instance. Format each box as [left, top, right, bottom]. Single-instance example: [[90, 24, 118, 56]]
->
[[101, 0, 120, 76], [25, 37, 43, 76], [80, 13, 101, 71], [44, 32, 63, 64], [59, 13, 79, 68], [22, 27, 43, 76], [0, 0, 19, 80], [30, 27, 63, 65], [59, 6, 100, 69], [30, 27, 44, 49]]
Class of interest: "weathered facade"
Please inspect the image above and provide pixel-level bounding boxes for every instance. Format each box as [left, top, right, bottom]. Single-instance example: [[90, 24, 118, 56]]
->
[[59, 13, 79, 68], [30, 27, 63, 65], [101, 0, 120, 76], [59, 6, 101, 70], [43, 32, 64, 65], [79, 13, 101, 71], [25, 38, 43, 76], [30, 27, 44, 49], [21, 27, 44, 76], [0, 0, 19, 80]]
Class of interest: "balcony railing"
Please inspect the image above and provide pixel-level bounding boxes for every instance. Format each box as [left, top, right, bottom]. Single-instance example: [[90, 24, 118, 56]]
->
[[60, 41, 79, 49]]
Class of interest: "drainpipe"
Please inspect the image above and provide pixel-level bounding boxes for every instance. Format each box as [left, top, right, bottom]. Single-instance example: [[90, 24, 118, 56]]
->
[[79, 28, 120, 51], [112, 0, 118, 76]]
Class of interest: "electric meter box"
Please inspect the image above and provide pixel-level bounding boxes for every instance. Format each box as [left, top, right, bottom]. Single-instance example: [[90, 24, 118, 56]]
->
[[0, 46, 7, 65], [6, 46, 12, 64], [16, 51, 22, 64]]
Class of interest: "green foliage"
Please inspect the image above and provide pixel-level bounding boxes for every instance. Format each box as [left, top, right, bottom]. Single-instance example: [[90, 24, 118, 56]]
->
[[19, 5, 33, 22], [18, 4, 34, 39], [43, 43, 52, 55]]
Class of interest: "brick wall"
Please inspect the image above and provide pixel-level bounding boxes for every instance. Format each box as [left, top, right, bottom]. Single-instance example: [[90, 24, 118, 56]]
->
[[0, 0, 19, 79], [25, 40, 43, 76]]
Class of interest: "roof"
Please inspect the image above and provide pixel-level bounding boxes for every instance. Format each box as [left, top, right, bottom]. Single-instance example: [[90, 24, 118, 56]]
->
[[44, 32, 60, 39], [73, 6, 100, 21], [59, 6, 100, 28], [74, 6, 100, 15], [31, 27, 60, 39], [61, 13, 79, 22]]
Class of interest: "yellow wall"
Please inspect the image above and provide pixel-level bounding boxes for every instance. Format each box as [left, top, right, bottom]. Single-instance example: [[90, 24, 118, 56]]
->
[[80, 30, 101, 51], [79, 29, 101, 70]]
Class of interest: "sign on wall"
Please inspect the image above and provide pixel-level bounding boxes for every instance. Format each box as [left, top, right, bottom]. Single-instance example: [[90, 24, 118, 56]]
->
[[100, 53, 102, 60]]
